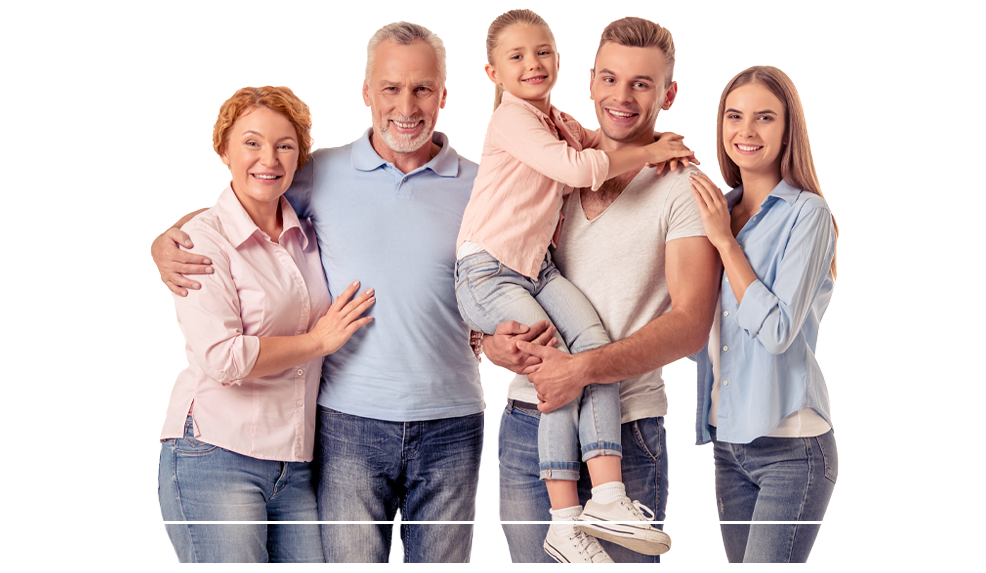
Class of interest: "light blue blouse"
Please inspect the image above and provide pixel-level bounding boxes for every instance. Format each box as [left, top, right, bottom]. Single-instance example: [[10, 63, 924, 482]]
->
[[695, 179, 836, 445]]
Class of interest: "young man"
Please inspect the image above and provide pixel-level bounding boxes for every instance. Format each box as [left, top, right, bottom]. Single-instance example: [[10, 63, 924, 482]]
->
[[486, 17, 719, 563]]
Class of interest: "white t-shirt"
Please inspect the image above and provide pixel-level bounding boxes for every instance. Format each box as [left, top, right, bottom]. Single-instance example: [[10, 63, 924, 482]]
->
[[507, 166, 706, 423]]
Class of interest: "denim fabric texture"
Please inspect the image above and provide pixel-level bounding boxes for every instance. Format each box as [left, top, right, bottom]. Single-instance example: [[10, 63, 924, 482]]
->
[[314, 406, 483, 562], [499, 404, 668, 563], [455, 251, 621, 480], [712, 427, 837, 562], [158, 417, 323, 563]]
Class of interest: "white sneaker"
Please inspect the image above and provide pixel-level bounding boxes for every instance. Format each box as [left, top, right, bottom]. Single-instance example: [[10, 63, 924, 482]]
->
[[575, 496, 671, 556], [543, 526, 614, 563]]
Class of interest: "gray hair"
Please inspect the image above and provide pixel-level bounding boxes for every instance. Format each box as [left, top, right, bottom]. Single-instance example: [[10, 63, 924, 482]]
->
[[365, 22, 447, 85]]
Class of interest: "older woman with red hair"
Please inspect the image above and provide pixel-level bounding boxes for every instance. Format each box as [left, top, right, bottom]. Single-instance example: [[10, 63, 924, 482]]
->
[[157, 86, 375, 563]]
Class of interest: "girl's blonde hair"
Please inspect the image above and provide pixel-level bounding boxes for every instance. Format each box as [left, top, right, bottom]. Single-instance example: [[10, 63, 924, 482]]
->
[[486, 9, 554, 110], [717, 66, 839, 278]]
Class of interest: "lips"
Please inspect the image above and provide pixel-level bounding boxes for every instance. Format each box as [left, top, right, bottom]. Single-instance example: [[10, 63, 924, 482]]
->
[[734, 143, 764, 154], [251, 173, 282, 180], [522, 75, 548, 84]]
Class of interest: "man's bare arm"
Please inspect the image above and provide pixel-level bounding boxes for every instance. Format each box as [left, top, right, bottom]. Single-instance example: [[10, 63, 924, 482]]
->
[[150, 208, 211, 296], [523, 236, 720, 411]]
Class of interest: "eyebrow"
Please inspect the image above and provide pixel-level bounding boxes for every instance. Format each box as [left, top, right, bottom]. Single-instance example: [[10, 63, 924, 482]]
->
[[377, 79, 437, 88], [242, 130, 297, 141], [597, 68, 654, 82], [725, 108, 777, 115]]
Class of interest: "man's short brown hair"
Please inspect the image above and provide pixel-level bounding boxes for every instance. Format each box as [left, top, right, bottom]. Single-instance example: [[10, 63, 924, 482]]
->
[[597, 17, 675, 86]]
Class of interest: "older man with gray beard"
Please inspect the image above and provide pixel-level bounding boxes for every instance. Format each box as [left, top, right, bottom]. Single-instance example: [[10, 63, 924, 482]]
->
[[152, 22, 484, 563]]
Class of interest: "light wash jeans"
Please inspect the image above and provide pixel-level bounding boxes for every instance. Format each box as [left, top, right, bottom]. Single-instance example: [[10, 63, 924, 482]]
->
[[314, 406, 483, 562], [454, 250, 621, 481], [158, 416, 323, 563], [499, 403, 669, 562], [711, 428, 838, 562]]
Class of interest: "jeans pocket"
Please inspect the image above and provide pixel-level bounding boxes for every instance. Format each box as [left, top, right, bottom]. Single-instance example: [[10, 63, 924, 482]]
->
[[814, 431, 838, 484], [630, 417, 663, 461], [177, 420, 219, 455]]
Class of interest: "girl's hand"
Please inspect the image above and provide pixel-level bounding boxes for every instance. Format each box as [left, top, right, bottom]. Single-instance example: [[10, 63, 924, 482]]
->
[[689, 172, 734, 251], [308, 280, 375, 355], [645, 132, 699, 170]]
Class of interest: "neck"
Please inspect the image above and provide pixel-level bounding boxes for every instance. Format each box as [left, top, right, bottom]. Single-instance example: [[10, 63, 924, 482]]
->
[[738, 167, 783, 208], [597, 127, 657, 153], [232, 186, 283, 242], [369, 130, 439, 175]]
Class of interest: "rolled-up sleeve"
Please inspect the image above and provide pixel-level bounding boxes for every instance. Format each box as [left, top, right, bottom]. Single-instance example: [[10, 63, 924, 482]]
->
[[488, 103, 610, 191], [734, 205, 835, 354], [173, 225, 260, 385]]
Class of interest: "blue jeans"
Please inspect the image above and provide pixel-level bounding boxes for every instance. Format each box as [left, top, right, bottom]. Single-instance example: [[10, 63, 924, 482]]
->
[[455, 251, 621, 480], [499, 403, 668, 563], [712, 428, 838, 563], [158, 417, 323, 563], [314, 406, 483, 562]]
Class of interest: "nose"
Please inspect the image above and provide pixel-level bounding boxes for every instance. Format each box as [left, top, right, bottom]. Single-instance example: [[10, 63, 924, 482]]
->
[[397, 89, 417, 117], [260, 144, 278, 166], [738, 118, 756, 138], [615, 82, 632, 104]]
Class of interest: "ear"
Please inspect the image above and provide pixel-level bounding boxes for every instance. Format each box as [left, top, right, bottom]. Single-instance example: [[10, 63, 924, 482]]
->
[[556, 51, 561, 72], [484, 63, 500, 85], [220, 147, 230, 168], [362, 80, 371, 106], [589, 68, 596, 101], [662, 81, 678, 110], [440, 86, 448, 109]]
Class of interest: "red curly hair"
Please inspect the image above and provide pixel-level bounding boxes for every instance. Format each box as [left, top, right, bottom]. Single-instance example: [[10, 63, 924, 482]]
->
[[213, 86, 313, 170]]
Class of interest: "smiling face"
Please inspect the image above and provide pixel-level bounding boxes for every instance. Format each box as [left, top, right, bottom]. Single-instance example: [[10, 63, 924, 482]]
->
[[362, 39, 447, 159], [590, 42, 676, 147], [722, 82, 786, 179], [486, 24, 559, 114], [220, 106, 299, 211]]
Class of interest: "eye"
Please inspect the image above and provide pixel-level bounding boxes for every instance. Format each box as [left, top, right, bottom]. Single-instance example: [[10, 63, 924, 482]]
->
[[278, 143, 295, 150], [539, 50, 551, 56], [726, 113, 741, 120], [757, 115, 774, 121], [633, 82, 648, 89], [246, 141, 259, 147], [510, 54, 522, 60], [602, 77, 615, 84]]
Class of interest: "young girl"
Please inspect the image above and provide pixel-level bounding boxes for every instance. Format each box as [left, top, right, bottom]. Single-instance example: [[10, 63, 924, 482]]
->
[[454, 9, 692, 563], [690, 66, 838, 563]]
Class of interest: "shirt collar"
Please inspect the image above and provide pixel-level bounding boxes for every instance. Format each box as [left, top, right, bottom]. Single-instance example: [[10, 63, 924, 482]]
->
[[725, 179, 803, 210], [215, 185, 307, 249], [351, 128, 459, 177]]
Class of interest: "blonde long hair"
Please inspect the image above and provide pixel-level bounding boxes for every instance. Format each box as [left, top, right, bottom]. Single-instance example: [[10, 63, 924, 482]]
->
[[717, 66, 839, 278], [486, 9, 554, 110]]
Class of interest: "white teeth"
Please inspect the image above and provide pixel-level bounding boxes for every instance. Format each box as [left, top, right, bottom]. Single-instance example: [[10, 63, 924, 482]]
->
[[253, 174, 278, 180], [609, 110, 634, 118], [393, 121, 418, 129], [737, 144, 762, 151]]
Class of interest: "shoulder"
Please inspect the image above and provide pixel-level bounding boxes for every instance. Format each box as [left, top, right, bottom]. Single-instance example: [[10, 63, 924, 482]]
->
[[310, 142, 356, 169], [179, 208, 230, 256]]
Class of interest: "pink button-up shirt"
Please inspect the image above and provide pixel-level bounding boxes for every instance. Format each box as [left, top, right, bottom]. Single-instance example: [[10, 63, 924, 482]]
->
[[456, 92, 610, 279], [160, 186, 331, 462]]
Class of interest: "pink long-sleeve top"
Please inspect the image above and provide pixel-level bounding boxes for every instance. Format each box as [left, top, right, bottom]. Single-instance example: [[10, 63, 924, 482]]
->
[[160, 186, 331, 462], [456, 92, 610, 279]]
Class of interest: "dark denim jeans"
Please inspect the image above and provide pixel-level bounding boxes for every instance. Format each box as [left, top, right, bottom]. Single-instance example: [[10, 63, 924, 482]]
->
[[712, 428, 838, 562], [158, 417, 323, 563], [499, 403, 668, 563], [314, 406, 483, 562]]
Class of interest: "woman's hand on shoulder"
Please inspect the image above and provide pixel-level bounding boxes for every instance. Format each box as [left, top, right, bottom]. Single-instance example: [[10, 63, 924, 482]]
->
[[308, 280, 375, 356], [645, 132, 699, 171], [690, 172, 734, 251]]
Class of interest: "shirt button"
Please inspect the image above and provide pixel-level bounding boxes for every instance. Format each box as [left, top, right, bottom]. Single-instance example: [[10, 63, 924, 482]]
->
[[302, 306, 310, 314], [722, 346, 728, 352], [296, 369, 304, 376], [294, 276, 303, 285], [723, 380, 729, 386], [723, 311, 729, 317], [296, 399, 303, 407]]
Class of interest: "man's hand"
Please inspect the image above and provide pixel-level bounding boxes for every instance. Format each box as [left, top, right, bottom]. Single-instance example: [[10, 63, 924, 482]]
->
[[516, 342, 590, 413], [152, 224, 213, 296], [483, 320, 557, 375]]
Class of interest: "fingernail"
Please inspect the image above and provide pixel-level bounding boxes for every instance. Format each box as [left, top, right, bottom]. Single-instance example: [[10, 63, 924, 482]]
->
[[206, 268, 213, 273], [366, 289, 374, 295], [352, 280, 359, 286], [203, 258, 211, 264]]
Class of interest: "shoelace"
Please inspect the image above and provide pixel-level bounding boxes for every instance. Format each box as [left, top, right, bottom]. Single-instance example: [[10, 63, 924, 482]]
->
[[623, 499, 657, 526], [571, 529, 607, 562]]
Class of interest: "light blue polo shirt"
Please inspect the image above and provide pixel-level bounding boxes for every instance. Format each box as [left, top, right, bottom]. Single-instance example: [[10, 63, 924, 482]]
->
[[286, 129, 483, 422]]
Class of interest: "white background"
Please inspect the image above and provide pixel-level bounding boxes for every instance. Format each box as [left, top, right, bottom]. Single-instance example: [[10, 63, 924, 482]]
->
[[4, 0, 980, 568]]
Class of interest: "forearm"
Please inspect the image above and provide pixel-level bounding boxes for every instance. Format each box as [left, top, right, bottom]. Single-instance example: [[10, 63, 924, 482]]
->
[[717, 240, 757, 304], [172, 208, 209, 229], [577, 306, 714, 386], [603, 147, 651, 182], [247, 334, 321, 379]]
